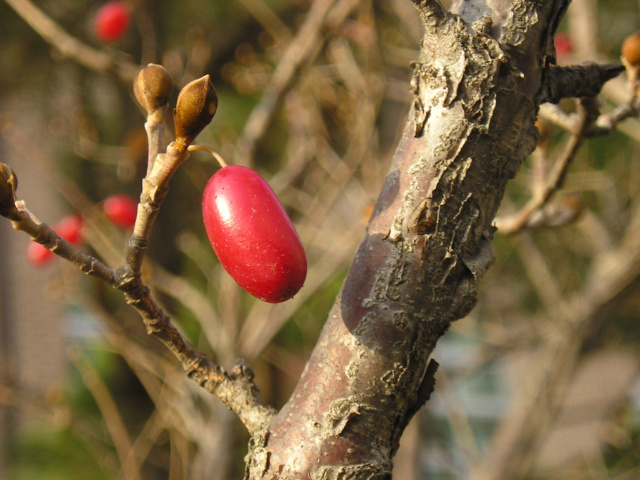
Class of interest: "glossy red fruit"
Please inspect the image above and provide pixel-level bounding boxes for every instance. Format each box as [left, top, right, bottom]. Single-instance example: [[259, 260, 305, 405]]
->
[[103, 194, 138, 229], [26, 214, 84, 267], [94, 2, 131, 43], [202, 165, 307, 303]]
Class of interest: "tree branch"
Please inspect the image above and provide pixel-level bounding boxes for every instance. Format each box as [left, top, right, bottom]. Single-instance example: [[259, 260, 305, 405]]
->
[[541, 62, 624, 104], [245, 2, 573, 478]]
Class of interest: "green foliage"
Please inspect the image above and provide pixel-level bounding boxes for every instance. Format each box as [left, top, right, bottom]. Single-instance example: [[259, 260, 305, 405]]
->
[[7, 427, 111, 480]]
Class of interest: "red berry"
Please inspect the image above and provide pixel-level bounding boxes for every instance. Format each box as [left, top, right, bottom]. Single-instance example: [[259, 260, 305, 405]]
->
[[56, 214, 84, 246], [103, 194, 138, 229], [27, 242, 54, 267], [94, 2, 131, 43], [554, 33, 572, 57], [202, 166, 307, 303]]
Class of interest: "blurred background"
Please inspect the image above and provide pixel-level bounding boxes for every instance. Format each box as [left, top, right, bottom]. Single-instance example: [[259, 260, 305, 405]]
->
[[0, 0, 639, 479]]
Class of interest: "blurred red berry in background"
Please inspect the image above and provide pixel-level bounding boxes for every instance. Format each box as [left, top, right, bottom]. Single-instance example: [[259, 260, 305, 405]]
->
[[103, 194, 138, 229], [554, 32, 573, 57], [27, 242, 54, 267], [94, 1, 131, 43], [56, 214, 84, 246]]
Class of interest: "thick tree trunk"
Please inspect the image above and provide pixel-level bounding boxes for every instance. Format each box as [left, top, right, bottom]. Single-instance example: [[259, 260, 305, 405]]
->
[[244, 1, 571, 478]]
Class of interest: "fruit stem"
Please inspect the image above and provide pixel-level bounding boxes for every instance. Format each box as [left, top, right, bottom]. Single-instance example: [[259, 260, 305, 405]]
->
[[187, 145, 228, 169]]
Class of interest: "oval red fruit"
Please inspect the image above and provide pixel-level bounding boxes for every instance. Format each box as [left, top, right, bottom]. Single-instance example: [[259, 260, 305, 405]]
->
[[94, 2, 131, 43], [202, 166, 307, 303], [104, 194, 138, 229]]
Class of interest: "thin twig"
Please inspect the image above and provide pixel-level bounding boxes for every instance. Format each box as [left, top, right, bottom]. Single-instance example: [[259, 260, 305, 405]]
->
[[496, 98, 593, 234], [67, 347, 143, 480], [10, 203, 118, 283], [126, 143, 189, 274], [144, 108, 166, 176]]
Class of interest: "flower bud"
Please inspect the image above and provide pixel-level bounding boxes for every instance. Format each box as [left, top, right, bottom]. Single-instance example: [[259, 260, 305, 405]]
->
[[173, 75, 218, 147], [0, 162, 19, 219], [133, 64, 173, 114]]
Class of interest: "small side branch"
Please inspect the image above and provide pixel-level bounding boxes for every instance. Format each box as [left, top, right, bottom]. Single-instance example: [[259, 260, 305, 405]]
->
[[117, 276, 276, 434], [411, 0, 448, 31], [541, 62, 624, 104], [496, 97, 595, 234]]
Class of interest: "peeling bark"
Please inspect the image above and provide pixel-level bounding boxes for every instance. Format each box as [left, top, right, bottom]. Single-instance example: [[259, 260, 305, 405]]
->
[[244, 1, 575, 478]]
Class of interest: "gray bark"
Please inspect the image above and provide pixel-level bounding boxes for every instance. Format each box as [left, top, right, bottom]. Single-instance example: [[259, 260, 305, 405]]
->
[[244, 1, 575, 478]]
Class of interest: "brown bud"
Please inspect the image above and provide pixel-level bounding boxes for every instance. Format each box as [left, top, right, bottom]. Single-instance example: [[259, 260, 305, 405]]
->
[[622, 32, 640, 66], [133, 64, 173, 114], [0, 162, 19, 219], [173, 75, 218, 147]]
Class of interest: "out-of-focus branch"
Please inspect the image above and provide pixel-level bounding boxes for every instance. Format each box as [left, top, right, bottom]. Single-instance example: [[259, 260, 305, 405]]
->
[[495, 97, 595, 234], [473, 174, 640, 480], [67, 347, 143, 480], [497, 55, 636, 234], [567, 0, 599, 60], [235, 0, 359, 167], [3, 0, 139, 82]]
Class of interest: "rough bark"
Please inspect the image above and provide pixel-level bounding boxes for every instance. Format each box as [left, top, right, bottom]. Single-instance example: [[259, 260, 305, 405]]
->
[[244, 1, 570, 478]]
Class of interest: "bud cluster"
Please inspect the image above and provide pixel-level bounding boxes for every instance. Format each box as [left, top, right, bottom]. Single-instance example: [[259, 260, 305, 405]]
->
[[133, 64, 218, 153]]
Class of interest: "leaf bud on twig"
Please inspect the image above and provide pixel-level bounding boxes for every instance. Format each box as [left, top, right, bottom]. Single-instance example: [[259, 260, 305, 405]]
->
[[622, 32, 640, 67], [133, 64, 173, 114], [0, 162, 19, 220], [621, 31, 640, 89], [173, 75, 218, 149]]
